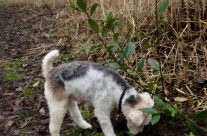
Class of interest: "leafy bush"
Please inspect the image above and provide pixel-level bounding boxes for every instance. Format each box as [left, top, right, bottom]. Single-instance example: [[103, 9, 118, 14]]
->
[[70, 0, 207, 135]]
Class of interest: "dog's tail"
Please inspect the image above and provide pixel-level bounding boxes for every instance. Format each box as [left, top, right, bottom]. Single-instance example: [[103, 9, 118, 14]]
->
[[42, 49, 59, 78]]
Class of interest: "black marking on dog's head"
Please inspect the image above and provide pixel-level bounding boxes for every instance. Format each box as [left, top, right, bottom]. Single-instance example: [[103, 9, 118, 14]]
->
[[92, 63, 131, 91], [125, 95, 140, 107]]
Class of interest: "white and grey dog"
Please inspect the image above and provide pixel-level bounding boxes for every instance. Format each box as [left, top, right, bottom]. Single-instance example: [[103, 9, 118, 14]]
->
[[42, 50, 154, 136]]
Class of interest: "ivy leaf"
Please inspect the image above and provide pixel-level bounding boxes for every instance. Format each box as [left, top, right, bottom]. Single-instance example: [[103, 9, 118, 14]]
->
[[151, 114, 160, 125], [90, 3, 99, 16], [148, 58, 160, 70], [140, 108, 158, 114], [158, 0, 169, 13], [88, 19, 100, 33], [193, 110, 207, 122], [136, 58, 144, 72], [77, 0, 87, 12], [123, 42, 136, 58]]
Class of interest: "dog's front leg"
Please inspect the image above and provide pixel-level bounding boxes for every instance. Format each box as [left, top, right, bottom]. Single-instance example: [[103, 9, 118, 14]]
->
[[94, 108, 116, 136]]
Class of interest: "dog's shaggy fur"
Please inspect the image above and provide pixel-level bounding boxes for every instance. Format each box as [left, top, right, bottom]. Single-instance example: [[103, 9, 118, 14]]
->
[[42, 50, 154, 136]]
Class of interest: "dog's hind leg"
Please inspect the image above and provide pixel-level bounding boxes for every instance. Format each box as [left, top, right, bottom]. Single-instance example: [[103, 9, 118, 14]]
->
[[68, 99, 92, 129], [46, 90, 68, 136], [48, 98, 68, 136], [47, 99, 68, 136]]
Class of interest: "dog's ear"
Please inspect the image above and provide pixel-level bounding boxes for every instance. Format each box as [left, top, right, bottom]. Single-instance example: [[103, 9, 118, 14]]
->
[[125, 95, 140, 107], [128, 111, 144, 126], [139, 92, 154, 107]]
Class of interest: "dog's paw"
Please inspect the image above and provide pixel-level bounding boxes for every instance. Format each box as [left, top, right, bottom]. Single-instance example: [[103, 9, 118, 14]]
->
[[79, 121, 92, 129]]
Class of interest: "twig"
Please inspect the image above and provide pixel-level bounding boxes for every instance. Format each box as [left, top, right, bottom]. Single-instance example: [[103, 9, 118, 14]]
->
[[155, 0, 165, 93]]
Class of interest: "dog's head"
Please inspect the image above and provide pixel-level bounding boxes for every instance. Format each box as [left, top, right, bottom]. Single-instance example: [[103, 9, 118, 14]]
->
[[123, 91, 154, 134]]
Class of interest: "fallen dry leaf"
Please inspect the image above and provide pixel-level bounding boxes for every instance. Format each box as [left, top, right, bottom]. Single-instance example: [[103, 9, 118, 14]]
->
[[174, 97, 188, 102], [6, 120, 15, 127]]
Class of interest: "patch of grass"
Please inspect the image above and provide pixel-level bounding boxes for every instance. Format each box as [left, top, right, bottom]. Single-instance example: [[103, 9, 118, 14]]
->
[[66, 128, 79, 136], [25, 115, 33, 121], [80, 106, 93, 121], [1, 58, 26, 81], [21, 88, 35, 100], [56, 52, 74, 63], [84, 130, 104, 136], [19, 113, 33, 122], [0, 0, 7, 7], [5, 73, 22, 81]]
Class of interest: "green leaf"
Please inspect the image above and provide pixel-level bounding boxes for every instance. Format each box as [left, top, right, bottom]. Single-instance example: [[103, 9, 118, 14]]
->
[[140, 108, 158, 114], [125, 131, 135, 136], [136, 58, 144, 72], [155, 19, 166, 25], [151, 114, 160, 125], [109, 40, 119, 53], [193, 110, 207, 122], [104, 12, 119, 30], [189, 132, 195, 136], [69, 2, 79, 10], [119, 52, 125, 61], [32, 81, 40, 88], [108, 62, 121, 69], [186, 120, 197, 134], [167, 103, 178, 118], [104, 12, 113, 22], [154, 95, 165, 109], [101, 27, 109, 37], [123, 42, 136, 58], [148, 58, 160, 70], [113, 33, 120, 41], [88, 18, 100, 33], [77, 0, 87, 12], [147, 82, 157, 92], [90, 3, 99, 16], [158, 0, 169, 13], [90, 43, 103, 50], [143, 43, 156, 50]]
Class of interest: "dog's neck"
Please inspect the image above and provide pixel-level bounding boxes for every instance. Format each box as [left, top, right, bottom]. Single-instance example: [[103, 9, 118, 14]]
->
[[118, 89, 128, 112], [116, 88, 137, 113]]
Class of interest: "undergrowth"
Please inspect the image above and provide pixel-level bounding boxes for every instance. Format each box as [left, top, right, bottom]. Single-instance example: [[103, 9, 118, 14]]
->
[[69, 0, 207, 135]]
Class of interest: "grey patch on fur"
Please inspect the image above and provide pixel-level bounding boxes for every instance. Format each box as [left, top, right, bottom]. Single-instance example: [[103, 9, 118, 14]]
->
[[92, 63, 131, 91], [49, 69, 65, 87], [125, 95, 140, 107], [59, 61, 90, 81]]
